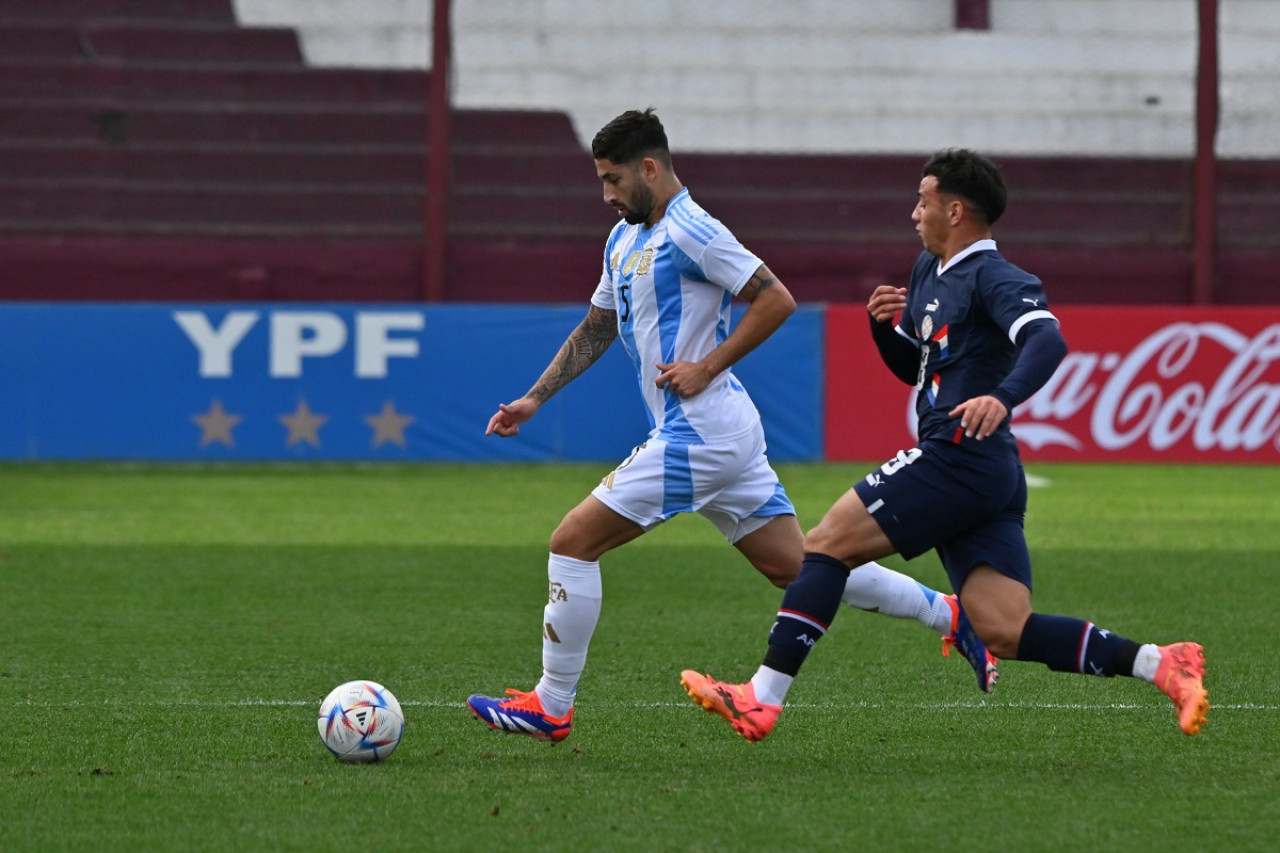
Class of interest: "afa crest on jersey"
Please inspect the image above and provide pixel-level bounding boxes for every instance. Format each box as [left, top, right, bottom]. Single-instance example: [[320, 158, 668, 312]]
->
[[623, 247, 654, 277]]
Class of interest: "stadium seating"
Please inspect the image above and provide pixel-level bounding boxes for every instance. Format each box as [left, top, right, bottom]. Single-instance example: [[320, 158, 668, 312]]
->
[[0, 0, 1275, 304]]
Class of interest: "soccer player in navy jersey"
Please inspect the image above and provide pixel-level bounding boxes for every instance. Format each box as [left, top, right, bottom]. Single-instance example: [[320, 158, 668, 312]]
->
[[467, 111, 996, 742], [682, 148, 1208, 741]]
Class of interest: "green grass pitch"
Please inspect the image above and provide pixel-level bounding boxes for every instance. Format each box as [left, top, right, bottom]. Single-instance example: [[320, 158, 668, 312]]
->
[[2, 461, 1277, 852]]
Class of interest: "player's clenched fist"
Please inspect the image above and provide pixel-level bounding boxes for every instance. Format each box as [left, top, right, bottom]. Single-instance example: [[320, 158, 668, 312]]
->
[[867, 285, 907, 323]]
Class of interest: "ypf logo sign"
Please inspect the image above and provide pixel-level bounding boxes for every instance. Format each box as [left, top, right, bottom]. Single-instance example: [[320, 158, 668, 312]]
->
[[173, 310, 424, 378], [173, 309, 425, 452]]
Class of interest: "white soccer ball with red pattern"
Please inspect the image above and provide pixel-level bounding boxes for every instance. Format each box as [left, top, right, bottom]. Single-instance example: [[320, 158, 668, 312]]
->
[[317, 680, 405, 763]]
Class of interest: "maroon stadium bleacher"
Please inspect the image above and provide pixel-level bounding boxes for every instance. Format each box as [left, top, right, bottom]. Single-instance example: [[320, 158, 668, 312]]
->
[[0, 0, 1276, 304]]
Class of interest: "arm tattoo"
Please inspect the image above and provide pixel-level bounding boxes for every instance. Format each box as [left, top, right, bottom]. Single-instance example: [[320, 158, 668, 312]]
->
[[737, 264, 777, 301], [527, 305, 618, 403]]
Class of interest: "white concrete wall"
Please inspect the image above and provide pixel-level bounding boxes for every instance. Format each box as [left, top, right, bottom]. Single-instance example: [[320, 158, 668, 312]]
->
[[234, 0, 432, 67], [1217, 0, 1280, 159], [232, 0, 1279, 158]]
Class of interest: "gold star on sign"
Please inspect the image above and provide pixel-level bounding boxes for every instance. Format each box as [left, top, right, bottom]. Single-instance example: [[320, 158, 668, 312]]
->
[[278, 399, 328, 448], [364, 400, 415, 449], [192, 398, 242, 448]]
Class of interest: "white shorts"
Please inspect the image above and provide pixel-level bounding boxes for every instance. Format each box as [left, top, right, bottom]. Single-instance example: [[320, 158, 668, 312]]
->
[[590, 423, 796, 544]]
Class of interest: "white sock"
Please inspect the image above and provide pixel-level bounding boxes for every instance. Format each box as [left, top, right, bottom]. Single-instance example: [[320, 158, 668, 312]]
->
[[750, 666, 793, 706], [1131, 643, 1162, 683], [535, 553, 602, 717], [842, 562, 954, 634]]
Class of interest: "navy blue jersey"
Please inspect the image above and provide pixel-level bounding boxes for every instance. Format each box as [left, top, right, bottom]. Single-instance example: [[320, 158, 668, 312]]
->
[[897, 241, 1057, 453]]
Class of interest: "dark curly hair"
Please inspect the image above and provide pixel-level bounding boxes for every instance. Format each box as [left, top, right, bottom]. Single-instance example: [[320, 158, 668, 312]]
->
[[591, 107, 672, 169], [923, 148, 1007, 225]]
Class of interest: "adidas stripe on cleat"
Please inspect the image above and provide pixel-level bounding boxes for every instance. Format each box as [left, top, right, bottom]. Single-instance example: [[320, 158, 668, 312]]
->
[[942, 594, 999, 693], [467, 688, 573, 742]]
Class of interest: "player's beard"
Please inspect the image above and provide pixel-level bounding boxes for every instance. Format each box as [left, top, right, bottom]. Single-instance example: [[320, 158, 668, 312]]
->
[[620, 181, 657, 225]]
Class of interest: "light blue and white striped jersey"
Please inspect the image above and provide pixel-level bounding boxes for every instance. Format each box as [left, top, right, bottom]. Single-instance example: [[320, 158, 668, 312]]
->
[[591, 188, 764, 444]]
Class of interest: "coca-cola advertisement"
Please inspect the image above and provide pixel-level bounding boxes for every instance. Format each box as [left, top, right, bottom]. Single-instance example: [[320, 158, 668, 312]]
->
[[824, 305, 1280, 463]]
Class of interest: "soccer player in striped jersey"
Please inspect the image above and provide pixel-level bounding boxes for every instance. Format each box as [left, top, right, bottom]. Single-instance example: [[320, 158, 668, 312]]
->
[[467, 110, 991, 742], [682, 148, 1208, 741]]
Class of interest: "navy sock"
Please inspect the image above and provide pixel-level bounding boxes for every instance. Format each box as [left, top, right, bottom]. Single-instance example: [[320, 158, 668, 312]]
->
[[1016, 613, 1141, 677], [761, 552, 850, 676]]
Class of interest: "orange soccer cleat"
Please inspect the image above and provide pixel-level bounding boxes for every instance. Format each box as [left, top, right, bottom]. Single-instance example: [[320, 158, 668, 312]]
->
[[1153, 642, 1209, 735], [467, 688, 574, 742], [680, 670, 781, 743]]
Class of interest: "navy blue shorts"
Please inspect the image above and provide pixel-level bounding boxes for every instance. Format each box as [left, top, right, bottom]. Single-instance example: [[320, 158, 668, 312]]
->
[[851, 439, 1032, 593]]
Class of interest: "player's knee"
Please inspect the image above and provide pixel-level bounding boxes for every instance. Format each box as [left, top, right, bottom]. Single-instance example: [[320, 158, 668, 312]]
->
[[802, 522, 878, 567], [982, 627, 1022, 660], [803, 537, 873, 569], [967, 609, 1027, 659], [548, 522, 587, 560], [761, 562, 795, 589], [801, 527, 841, 558], [741, 552, 796, 589]]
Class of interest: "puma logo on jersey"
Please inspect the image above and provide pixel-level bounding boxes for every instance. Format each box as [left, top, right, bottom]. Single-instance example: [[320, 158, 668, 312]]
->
[[925, 299, 940, 311]]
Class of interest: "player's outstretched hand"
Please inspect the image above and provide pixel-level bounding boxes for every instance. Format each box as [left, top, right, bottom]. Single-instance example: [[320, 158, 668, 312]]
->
[[486, 398, 538, 437], [949, 395, 1009, 441], [867, 285, 907, 323]]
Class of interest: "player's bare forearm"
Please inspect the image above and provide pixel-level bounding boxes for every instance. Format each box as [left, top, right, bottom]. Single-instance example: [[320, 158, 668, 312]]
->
[[737, 263, 787, 304], [526, 305, 618, 403], [704, 264, 795, 374], [657, 265, 795, 397], [486, 306, 617, 438]]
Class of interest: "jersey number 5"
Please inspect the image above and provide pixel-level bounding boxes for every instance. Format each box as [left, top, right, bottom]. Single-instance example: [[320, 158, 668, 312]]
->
[[619, 283, 631, 322]]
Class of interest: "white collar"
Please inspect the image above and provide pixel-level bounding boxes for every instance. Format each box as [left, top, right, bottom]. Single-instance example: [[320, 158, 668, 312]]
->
[[937, 238, 997, 276]]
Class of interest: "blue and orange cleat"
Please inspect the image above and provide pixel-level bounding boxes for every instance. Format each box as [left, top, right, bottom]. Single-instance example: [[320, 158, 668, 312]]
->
[[942, 594, 999, 693], [680, 670, 780, 743], [1154, 642, 1208, 735], [467, 688, 573, 742]]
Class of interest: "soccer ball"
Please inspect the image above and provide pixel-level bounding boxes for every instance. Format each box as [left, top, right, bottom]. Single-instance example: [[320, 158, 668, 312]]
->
[[317, 680, 405, 763]]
